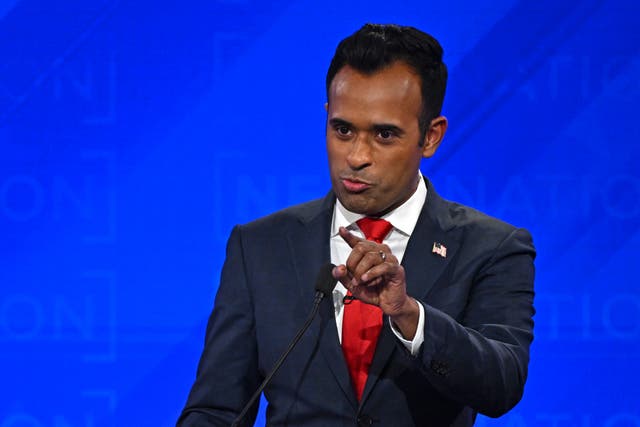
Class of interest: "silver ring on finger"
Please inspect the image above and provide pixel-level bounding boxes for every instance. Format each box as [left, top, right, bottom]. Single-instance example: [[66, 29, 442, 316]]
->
[[379, 250, 386, 262]]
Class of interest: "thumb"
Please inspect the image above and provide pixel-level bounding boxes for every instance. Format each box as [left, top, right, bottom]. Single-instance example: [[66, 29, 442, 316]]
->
[[332, 264, 352, 289]]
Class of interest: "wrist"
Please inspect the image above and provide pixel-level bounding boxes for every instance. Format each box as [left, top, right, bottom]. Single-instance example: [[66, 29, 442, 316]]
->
[[390, 297, 420, 340]]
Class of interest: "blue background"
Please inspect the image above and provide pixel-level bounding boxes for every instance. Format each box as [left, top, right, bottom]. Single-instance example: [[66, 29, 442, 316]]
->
[[1, 1, 639, 426]]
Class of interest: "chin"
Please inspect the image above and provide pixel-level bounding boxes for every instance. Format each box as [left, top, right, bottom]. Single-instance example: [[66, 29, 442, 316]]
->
[[338, 195, 367, 214], [345, 200, 380, 216]]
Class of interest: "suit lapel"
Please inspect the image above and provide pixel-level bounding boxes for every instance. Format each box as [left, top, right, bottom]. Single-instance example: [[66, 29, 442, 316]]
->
[[402, 179, 460, 301], [317, 297, 359, 409], [285, 192, 359, 410], [361, 178, 461, 404], [359, 320, 395, 405], [285, 196, 332, 305]]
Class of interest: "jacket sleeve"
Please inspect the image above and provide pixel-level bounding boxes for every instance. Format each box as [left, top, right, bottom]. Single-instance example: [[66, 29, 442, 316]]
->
[[417, 227, 535, 418], [177, 225, 261, 427]]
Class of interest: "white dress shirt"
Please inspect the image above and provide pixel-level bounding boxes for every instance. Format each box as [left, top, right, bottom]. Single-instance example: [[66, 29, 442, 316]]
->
[[330, 174, 427, 356]]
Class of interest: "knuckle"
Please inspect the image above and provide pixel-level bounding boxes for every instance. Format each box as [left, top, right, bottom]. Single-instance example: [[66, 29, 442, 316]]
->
[[359, 241, 373, 250], [365, 251, 379, 260], [352, 242, 366, 253]]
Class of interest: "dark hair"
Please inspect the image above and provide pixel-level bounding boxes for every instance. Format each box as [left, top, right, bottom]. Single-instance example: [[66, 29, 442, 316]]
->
[[326, 24, 447, 141]]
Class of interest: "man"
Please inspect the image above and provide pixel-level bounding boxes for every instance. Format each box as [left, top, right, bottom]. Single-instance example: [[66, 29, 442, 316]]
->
[[178, 24, 535, 427]]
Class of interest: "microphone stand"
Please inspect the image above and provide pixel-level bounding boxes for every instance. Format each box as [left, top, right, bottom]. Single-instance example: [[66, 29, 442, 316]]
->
[[231, 264, 335, 427]]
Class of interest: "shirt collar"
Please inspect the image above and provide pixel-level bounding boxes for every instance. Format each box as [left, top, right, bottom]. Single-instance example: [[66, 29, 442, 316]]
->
[[331, 172, 427, 237]]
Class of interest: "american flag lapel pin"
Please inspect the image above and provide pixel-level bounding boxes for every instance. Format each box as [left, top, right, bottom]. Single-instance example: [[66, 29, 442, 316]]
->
[[432, 242, 447, 258]]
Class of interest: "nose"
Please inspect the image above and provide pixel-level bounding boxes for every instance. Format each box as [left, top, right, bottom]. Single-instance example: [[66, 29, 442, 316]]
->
[[346, 137, 372, 170]]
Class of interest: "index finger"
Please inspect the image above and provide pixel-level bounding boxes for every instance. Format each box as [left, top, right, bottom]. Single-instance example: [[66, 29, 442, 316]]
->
[[338, 226, 364, 248]]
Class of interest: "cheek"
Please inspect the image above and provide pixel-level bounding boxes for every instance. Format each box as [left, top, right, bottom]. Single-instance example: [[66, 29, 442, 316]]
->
[[326, 141, 346, 165], [326, 150, 341, 179], [379, 152, 421, 184]]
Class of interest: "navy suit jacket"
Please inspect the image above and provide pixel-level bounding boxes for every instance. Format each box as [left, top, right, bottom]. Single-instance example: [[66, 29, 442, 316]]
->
[[178, 178, 535, 427]]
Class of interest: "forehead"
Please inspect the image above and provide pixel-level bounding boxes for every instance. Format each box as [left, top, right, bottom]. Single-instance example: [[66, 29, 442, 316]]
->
[[327, 62, 422, 123]]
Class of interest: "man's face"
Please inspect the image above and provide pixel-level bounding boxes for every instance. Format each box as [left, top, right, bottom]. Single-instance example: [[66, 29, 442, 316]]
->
[[326, 62, 438, 217]]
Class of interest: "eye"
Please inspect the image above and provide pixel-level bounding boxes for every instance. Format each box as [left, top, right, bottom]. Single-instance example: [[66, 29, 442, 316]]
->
[[335, 125, 352, 138], [377, 128, 396, 141], [379, 129, 393, 139]]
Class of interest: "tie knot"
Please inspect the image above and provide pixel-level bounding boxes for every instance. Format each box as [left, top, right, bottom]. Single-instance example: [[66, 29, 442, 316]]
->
[[356, 217, 393, 244]]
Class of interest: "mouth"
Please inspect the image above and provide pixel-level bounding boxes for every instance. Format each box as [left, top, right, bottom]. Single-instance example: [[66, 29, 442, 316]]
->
[[340, 177, 373, 193]]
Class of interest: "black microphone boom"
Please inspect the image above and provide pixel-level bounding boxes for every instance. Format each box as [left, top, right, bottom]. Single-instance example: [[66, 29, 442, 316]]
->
[[313, 261, 338, 299], [231, 263, 337, 427]]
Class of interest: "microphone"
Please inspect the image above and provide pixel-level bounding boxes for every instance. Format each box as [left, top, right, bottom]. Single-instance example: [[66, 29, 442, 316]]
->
[[231, 263, 337, 427]]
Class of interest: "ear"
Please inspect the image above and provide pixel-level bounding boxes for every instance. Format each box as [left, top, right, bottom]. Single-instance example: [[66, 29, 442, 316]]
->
[[324, 102, 329, 112], [421, 116, 448, 158]]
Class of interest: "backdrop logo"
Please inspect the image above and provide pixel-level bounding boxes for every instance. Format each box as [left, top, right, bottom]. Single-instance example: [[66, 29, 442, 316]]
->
[[0, 151, 117, 243], [536, 293, 640, 341], [0, 270, 117, 363], [52, 50, 117, 125], [212, 151, 328, 238], [440, 174, 640, 220]]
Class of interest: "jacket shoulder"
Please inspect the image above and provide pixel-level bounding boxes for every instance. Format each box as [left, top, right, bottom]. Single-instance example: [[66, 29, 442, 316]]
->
[[440, 198, 534, 252], [237, 196, 330, 234]]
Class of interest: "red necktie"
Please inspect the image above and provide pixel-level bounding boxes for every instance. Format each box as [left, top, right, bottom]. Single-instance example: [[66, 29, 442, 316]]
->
[[342, 217, 393, 400]]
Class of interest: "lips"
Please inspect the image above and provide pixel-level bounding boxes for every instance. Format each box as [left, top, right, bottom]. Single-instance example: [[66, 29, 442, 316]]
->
[[341, 178, 372, 193]]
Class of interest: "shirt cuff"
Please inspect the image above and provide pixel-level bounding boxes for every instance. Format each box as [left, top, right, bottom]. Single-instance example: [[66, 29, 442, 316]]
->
[[388, 299, 425, 356]]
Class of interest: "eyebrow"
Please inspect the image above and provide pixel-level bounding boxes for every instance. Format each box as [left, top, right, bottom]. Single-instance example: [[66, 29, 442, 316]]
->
[[371, 123, 405, 136], [328, 118, 352, 128], [329, 118, 406, 136]]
